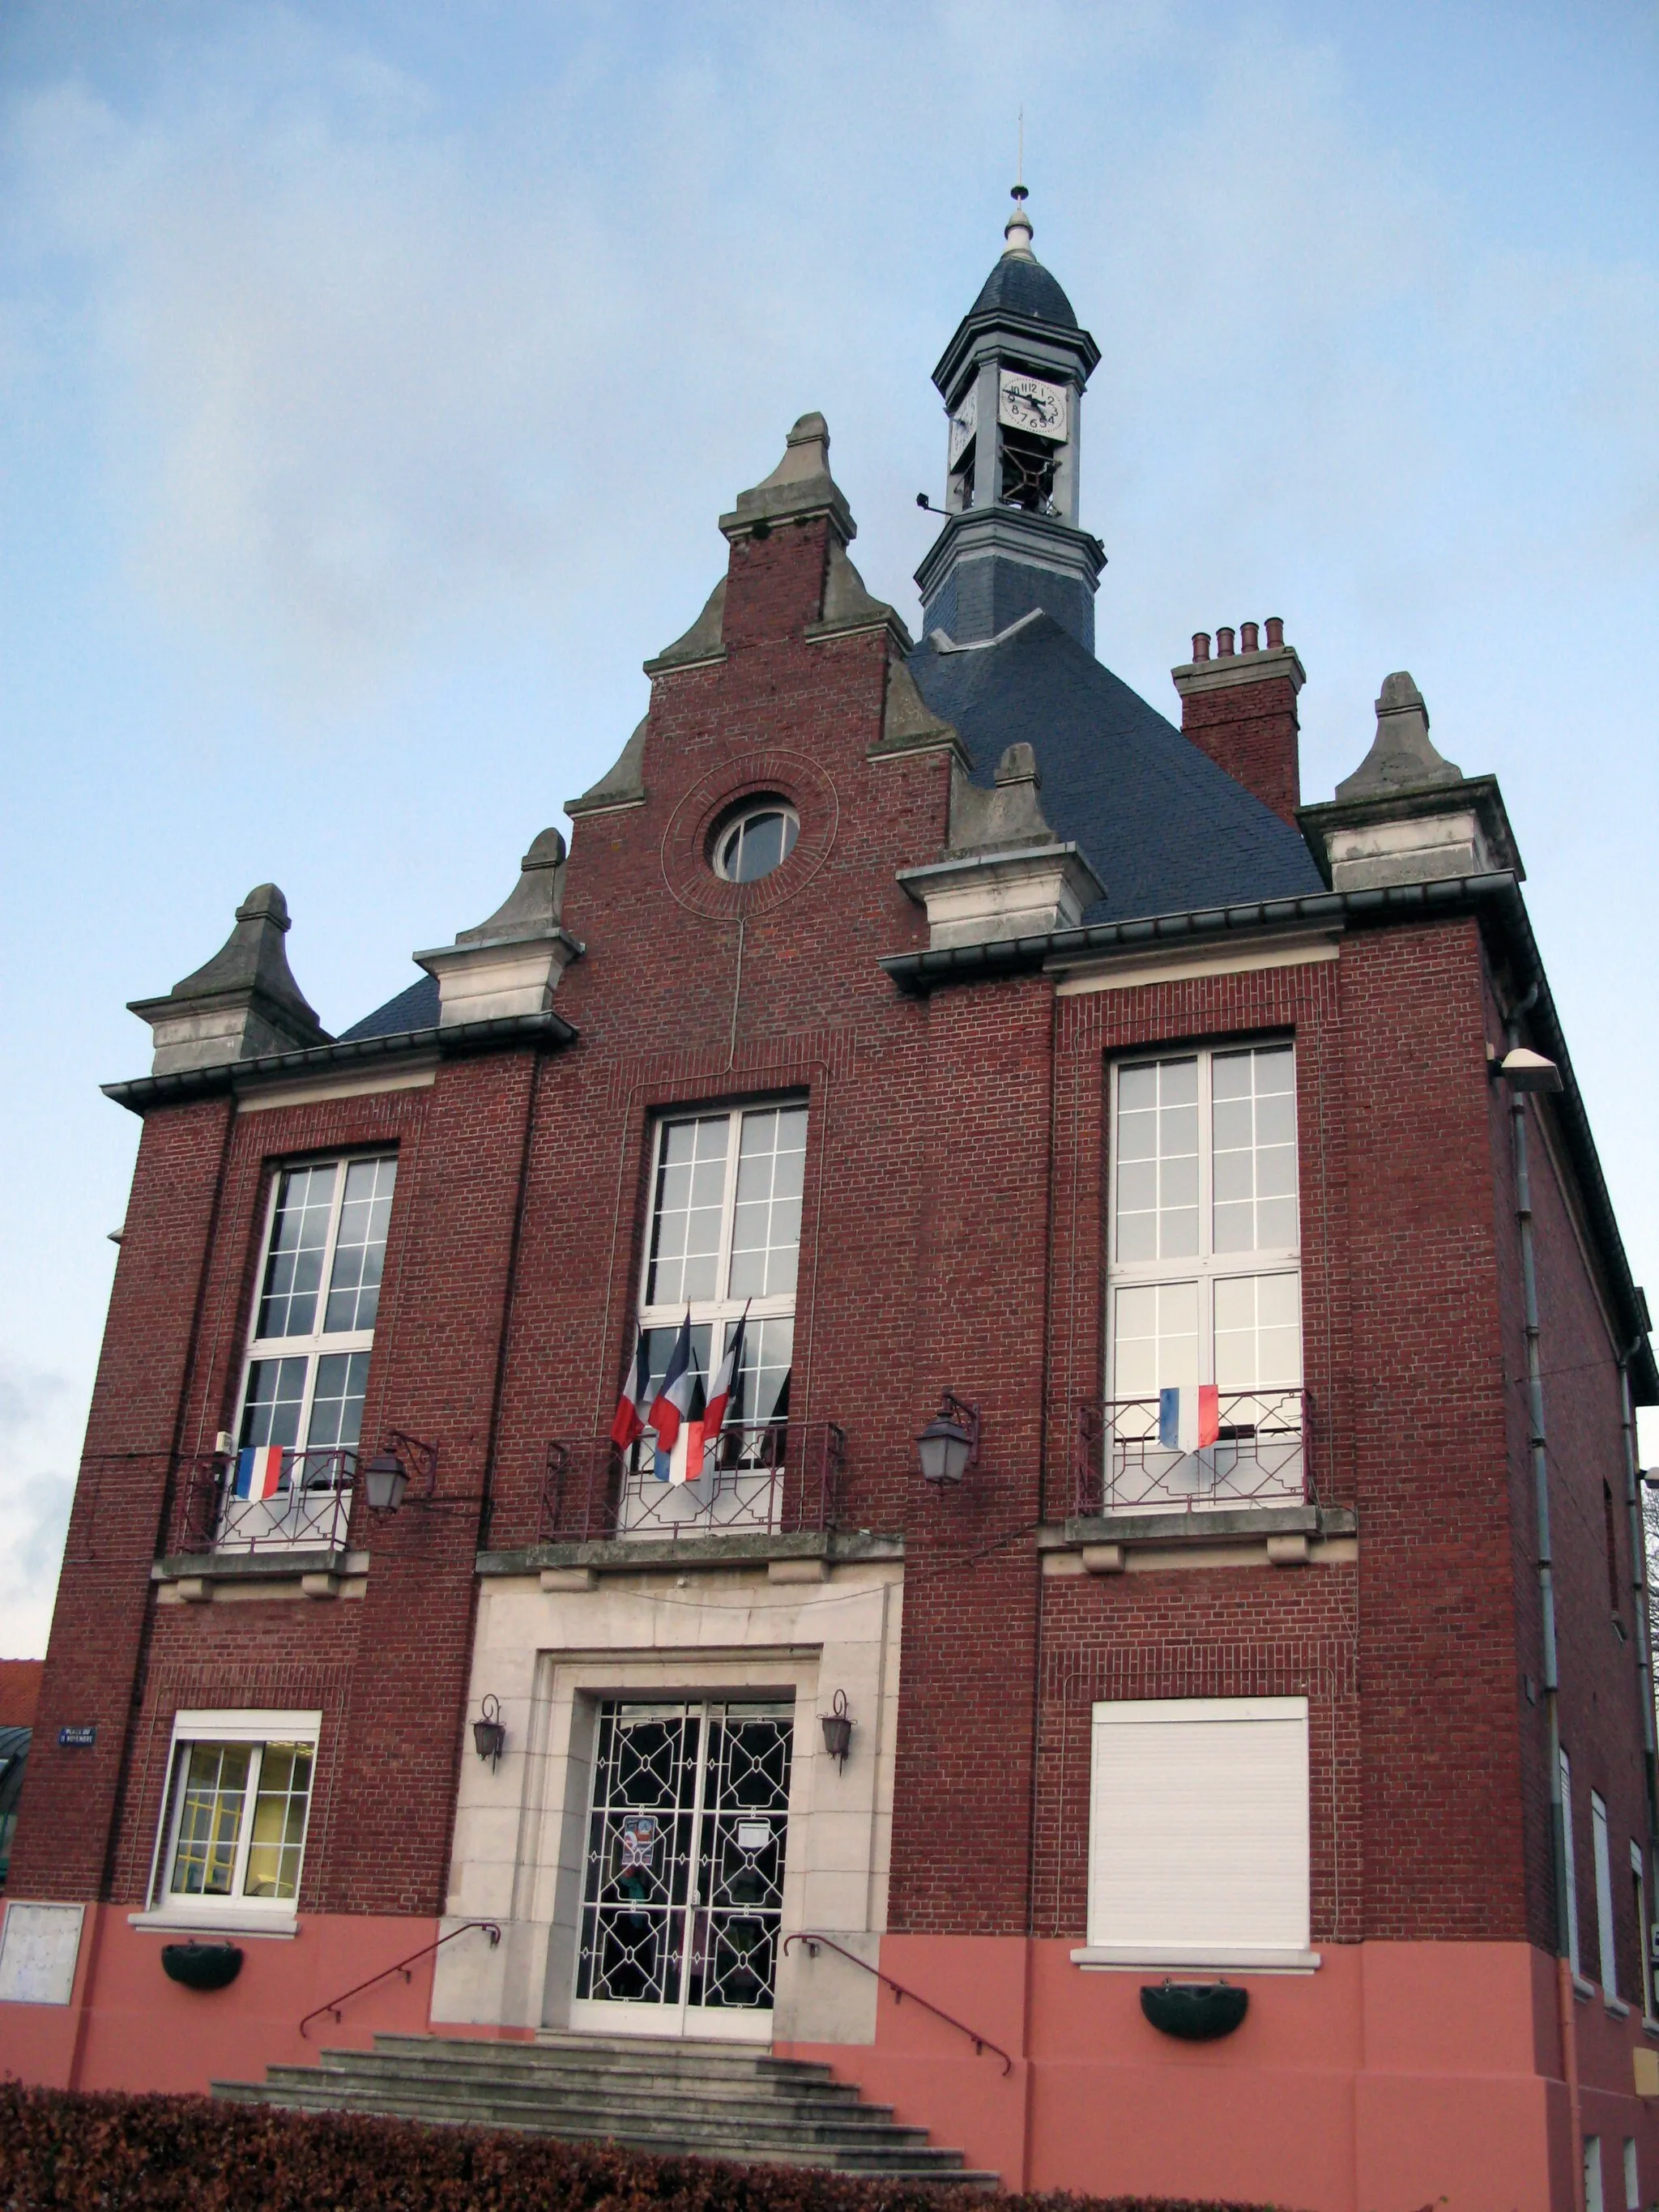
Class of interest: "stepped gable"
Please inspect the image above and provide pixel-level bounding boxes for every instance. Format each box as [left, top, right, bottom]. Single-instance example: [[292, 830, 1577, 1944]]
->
[[907, 611, 1325, 927]]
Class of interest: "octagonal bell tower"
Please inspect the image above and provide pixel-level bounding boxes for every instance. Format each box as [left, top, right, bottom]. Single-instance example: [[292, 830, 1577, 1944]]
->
[[915, 187, 1104, 652]]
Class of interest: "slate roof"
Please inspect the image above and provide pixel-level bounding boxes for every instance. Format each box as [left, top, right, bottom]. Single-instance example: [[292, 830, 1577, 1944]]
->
[[338, 972, 438, 1042], [906, 613, 1326, 927], [969, 252, 1078, 332]]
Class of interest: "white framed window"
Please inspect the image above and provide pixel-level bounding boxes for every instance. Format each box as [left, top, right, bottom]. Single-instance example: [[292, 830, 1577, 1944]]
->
[[235, 1156, 397, 1487], [1593, 1790, 1618, 1998], [1631, 1841, 1653, 2020], [711, 803, 799, 885], [1104, 1044, 1302, 1507], [1079, 1697, 1313, 1971], [1586, 2137, 1606, 2212], [627, 1102, 806, 1525], [1562, 1750, 1583, 1978], [145, 1710, 320, 1924], [1623, 2136, 1639, 2212]]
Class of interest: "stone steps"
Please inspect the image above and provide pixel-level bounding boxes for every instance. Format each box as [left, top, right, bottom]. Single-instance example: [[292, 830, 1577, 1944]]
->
[[213, 2030, 997, 2184]]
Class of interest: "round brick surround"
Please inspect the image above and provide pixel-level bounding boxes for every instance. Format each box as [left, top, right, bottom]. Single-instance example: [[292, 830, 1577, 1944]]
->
[[659, 748, 839, 918]]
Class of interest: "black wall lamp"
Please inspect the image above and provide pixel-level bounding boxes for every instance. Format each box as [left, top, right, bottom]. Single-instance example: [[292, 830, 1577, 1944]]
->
[[820, 1690, 853, 1770], [917, 1392, 981, 1487], [472, 1694, 506, 1769], [363, 1430, 443, 1514]]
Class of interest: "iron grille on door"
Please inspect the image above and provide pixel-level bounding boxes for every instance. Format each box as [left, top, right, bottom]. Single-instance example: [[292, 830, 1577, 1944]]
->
[[577, 1701, 792, 2018]]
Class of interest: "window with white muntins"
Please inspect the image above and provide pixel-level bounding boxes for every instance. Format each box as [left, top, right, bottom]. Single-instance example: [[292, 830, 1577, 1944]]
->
[[145, 1711, 320, 1925], [1104, 1044, 1303, 1507], [625, 1103, 805, 1527], [230, 1157, 396, 1538]]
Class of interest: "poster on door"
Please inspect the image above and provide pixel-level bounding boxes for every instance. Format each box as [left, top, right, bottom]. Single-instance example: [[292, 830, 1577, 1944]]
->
[[618, 1814, 659, 1871]]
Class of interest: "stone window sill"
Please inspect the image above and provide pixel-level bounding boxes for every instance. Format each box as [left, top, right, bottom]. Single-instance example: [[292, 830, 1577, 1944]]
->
[[128, 1909, 298, 1941], [476, 1528, 903, 1580], [1070, 1944, 1320, 1975], [1572, 1973, 1597, 2002], [1606, 1993, 1632, 2019]]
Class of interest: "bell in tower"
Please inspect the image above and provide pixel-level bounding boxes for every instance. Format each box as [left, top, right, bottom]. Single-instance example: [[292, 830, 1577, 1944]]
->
[[916, 187, 1105, 653]]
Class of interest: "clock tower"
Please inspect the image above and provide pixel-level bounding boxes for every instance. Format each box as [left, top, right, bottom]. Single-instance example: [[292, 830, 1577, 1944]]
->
[[915, 186, 1104, 651]]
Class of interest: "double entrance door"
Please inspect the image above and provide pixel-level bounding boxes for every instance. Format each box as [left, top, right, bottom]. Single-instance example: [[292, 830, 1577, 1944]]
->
[[571, 1698, 793, 2040]]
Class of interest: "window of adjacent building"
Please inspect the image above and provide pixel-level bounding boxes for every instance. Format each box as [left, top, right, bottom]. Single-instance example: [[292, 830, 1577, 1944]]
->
[[1585, 2137, 1606, 2212], [1087, 1698, 1310, 1962], [1631, 1843, 1653, 2020], [1593, 1791, 1619, 1999], [236, 1157, 397, 1480], [1562, 1750, 1583, 1979], [635, 1102, 805, 1442], [147, 1711, 320, 1919]]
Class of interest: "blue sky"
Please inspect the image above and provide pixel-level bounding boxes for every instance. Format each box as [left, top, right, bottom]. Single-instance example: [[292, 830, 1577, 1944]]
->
[[2, 2, 1656, 1654]]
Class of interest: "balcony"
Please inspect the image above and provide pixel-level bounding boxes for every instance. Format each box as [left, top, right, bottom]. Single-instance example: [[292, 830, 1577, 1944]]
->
[[1072, 1392, 1311, 1519], [177, 1447, 356, 1557], [531, 1421, 847, 1547]]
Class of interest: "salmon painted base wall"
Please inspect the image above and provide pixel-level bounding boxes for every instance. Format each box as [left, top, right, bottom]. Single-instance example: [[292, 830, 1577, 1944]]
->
[[0, 1905, 454, 2095], [778, 1938, 1659, 2212]]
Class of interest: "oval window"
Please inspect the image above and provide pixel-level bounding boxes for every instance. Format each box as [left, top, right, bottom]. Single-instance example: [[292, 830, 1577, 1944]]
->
[[713, 803, 800, 885]]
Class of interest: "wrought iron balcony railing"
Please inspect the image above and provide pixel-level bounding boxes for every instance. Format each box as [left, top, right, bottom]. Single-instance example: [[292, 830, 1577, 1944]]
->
[[177, 1447, 356, 1556], [1072, 1391, 1311, 1519], [532, 1421, 847, 1547]]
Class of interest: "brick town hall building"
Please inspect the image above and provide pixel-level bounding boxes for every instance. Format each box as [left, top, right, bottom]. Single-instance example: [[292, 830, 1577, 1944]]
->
[[4, 191, 1658, 2212]]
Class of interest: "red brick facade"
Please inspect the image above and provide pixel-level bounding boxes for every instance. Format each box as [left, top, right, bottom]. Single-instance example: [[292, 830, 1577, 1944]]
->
[[6, 434, 1656, 2210]]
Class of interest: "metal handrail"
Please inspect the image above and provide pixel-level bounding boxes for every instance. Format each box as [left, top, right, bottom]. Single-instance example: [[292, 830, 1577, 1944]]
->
[[298, 1920, 501, 2039], [783, 1930, 1014, 2075]]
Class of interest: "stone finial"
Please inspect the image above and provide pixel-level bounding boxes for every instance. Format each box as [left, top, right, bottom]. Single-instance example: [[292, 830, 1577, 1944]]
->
[[416, 832, 580, 1029], [721, 413, 855, 546], [129, 884, 330, 1076], [1335, 671, 1464, 800]]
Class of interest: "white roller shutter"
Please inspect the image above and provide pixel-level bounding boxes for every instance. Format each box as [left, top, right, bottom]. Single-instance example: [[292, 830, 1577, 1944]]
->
[[1088, 1697, 1310, 1957]]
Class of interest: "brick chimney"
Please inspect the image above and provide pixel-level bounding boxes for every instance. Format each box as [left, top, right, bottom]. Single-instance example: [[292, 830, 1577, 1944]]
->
[[1171, 616, 1305, 826]]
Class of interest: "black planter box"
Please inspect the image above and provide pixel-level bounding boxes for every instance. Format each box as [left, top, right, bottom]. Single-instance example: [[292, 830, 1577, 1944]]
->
[[160, 1941, 244, 1992], [1139, 1979, 1248, 2040]]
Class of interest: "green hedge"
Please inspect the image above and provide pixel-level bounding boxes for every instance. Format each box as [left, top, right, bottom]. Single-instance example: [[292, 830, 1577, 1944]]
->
[[0, 2081, 1282, 2212]]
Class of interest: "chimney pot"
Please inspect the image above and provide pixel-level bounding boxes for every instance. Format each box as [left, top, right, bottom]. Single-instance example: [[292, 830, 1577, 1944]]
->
[[1240, 620, 1260, 653], [1217, 627, 1236, 658], [1265, 616, 1285, 649], [1192, 632, 1211, 663]]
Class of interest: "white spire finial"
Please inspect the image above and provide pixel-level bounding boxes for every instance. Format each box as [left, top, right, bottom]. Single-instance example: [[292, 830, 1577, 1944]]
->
[[1004, 109, 1034, 254], [1004, 181, 1033, 256]]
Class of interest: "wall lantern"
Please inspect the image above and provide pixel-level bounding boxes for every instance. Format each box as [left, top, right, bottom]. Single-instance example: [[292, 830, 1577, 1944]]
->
[[364, 1451, 407, 1514], [917, 1392, 981, 1487], [362, 1430, 441, 1515], [820, 1690, 853, 1770], [1492, 1046, 1563, 1094], [472, 1694, 506, 1769]]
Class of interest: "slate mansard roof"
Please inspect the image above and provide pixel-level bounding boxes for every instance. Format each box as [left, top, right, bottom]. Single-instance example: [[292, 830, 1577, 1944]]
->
[[908, 614, 1326, 927]]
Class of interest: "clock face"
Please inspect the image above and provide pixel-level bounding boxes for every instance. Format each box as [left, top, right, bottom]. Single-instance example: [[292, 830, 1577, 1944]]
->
[[948, 385, 978, 467], [998, 369, 1068, 442]]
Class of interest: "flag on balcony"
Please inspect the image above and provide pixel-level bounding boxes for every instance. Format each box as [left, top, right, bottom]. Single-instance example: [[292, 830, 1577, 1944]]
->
[[1158, 1384, 1218, 1452], [610, 1329, 652, 1448], [646, 1311, 697, 1452], [698, 1306, 749, 1474], [234, 1443, 285, 1501]]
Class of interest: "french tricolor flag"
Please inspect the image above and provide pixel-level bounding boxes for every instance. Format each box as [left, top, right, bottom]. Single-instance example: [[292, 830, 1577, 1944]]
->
[[1158, 1385, 1219, 1452], [646, 1313, 699, 1479], [610, 1329, 652, 1449], [234, 1444, 285, 1501]]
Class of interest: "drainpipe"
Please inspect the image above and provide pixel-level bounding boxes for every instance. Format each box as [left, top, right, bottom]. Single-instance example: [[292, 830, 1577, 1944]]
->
[[1506, 985, 1584, 2211], [1618, 1349, 1659, 2012]]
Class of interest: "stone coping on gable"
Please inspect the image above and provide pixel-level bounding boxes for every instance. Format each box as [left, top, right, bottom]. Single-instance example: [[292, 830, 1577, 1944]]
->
[[104, 1008, 577, 1117]]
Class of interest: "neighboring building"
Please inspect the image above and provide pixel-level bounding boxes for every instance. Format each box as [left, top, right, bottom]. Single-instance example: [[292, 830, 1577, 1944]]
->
[[2, 192, 1657, 2212], [0, 1661, 43, 1890]]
